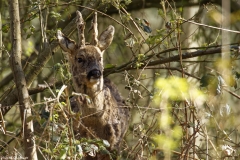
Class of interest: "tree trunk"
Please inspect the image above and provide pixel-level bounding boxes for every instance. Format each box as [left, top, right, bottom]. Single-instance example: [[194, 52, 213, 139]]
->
[[8, 0, 37, 159], [0, 3, 2, 79]]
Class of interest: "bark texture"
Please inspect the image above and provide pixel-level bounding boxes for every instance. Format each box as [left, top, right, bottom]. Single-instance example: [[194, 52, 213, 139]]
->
[[9, 0, 37, 159]]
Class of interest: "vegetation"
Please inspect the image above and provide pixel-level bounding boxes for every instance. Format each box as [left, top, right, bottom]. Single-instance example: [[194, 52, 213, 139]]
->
[[1, 0, 240, 159]]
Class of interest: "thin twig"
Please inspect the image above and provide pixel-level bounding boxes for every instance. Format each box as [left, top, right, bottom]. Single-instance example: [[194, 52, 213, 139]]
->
[[181, 18, 240, 34]]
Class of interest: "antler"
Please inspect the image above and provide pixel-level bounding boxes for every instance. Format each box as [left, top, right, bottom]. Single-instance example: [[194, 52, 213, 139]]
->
[[76, 11, 85, 47], [91, 12, 98, 46]]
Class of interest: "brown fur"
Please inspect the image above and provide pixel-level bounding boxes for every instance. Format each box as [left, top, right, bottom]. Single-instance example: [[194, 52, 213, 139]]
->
[[57, 11, 129, 159]]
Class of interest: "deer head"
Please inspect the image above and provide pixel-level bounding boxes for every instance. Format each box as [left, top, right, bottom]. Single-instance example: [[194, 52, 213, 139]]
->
[[57, 11, 115, 96]]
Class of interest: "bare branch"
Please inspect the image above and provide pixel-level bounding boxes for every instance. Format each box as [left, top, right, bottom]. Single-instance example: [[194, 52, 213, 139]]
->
[[148, 46, 230, 66], [28, 81, 63, 95], [0, 13, 2, 80], [145, 66, 200, 80], [8, 0, 37, 159], [104, 45, 239, 76], [181, 18, 240, 34]]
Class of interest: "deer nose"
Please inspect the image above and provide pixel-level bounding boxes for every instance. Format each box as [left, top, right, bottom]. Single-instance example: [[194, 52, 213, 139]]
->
[[87, 69, 101, 79]]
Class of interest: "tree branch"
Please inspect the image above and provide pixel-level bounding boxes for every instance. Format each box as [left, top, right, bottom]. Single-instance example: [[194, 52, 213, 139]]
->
[[8, 0, 37, 159], [0, 12, 2, 80], [148, 45, 239, 66], [28, 81, 63, 95], [104, 45, 239, 75]]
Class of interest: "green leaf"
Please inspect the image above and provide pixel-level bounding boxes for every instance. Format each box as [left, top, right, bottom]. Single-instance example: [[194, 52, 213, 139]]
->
[[158, 9, 164, 17], [59, 146, 68, 159], [61, 102, 66, 106], [155, 77, 189, 100], [50, 11, 61, 19], [235, 71, 240, 79], [26, 33, 32, 39], [137, 53, 145, 60], [23, 28, 28, 33], [135, 17, 141, 21], [200, 74, 217, 88], [53, 63, 61, 71], [26, 115, 37, 123], [178, 7, 183, 12], [43, 148, 52, 154], [76, 144, 83, 156], [2, 24, 10, 33], [200, 74, 222, 95], [99, 146, 110, 155]]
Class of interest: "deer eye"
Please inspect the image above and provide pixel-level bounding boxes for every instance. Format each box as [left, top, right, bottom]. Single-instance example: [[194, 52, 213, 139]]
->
[[77, 58, 84, 63]]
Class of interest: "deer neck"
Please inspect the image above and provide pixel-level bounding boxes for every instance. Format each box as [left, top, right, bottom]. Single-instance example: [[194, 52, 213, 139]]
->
[[74, 78, 105, 108], [86, 79, 104, 98]]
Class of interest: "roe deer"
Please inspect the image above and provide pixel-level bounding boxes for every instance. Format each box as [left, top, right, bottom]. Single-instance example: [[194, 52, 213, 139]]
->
[[57, 11, 129, 159]]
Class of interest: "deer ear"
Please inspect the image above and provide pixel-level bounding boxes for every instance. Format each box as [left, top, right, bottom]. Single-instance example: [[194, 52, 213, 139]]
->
[[57, 30, 77, 54], [98, 25, 115, 51]]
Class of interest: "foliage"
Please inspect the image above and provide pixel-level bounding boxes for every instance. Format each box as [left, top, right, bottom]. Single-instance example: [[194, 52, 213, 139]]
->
[[1, 0, 240, 159]]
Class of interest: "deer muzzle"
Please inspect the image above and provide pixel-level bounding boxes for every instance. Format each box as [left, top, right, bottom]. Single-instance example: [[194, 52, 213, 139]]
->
[[87, 69, 101, 80]]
